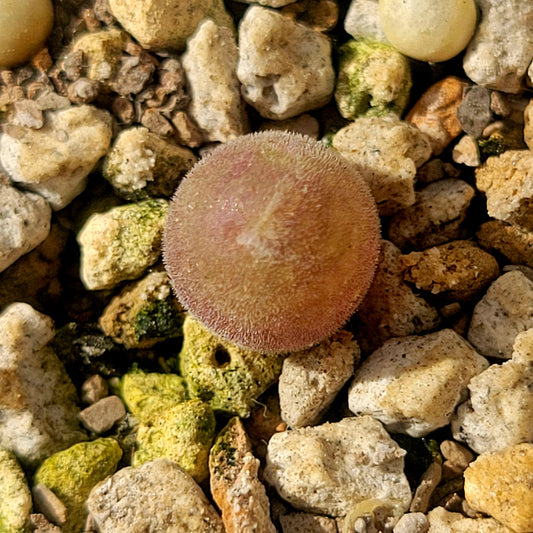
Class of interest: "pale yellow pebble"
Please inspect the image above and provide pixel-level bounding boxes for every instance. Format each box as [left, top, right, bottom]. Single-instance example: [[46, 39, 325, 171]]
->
[[0, 0, 54, 68], [379, 0, 477, 62]]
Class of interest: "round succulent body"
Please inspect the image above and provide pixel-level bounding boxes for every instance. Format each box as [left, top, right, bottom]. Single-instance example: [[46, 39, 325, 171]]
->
[[163, 131, 380, 353]]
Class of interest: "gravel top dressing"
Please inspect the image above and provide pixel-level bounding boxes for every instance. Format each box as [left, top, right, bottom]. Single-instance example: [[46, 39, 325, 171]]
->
[[0, 0, 533, 532]]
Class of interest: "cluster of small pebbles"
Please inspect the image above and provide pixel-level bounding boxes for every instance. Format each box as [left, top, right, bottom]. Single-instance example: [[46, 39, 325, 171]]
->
[[1, 0, 533, 532]]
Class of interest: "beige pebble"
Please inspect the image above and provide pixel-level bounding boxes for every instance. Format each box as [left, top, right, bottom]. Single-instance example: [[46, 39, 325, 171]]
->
[[410, 463, 442, 514], [80, 375, 109, 405], [524, 99, 533, 150], [464, 443, 533, 533], [427, 506, 516, 532], [78, 396, 126, 434], [439, 440, 474, 470], [32, 484, 68, 526], [452, 135, 481, 167]]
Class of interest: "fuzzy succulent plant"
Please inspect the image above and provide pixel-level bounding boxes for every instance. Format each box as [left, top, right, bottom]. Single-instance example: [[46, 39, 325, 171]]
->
[[163, 131, 380, 353]]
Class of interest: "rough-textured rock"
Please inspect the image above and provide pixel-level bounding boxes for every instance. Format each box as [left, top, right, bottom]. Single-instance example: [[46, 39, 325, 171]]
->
[[182, 19, 248, 143], [334, 39, 411, 120], [457, 86, 493, 139], [209, 417, 276, 533], [393, 512, 429, 533], [452, 135, 481, 167], [468, 270, 533, 359], [34, 438, 122, 533], [400, 240, 500, 302], [344, 0, 388, 42], [0, 105, 113, 210], [133, 399, 215, 483], [0, 447, 32, 533], [87, 459, 225, 532], [178, 316, 284, 417], [348, 330, 488, 437], [464, 443, 533, 533], [77, 199, 168, 290], [0, 174, 51, 274], [406, 77, 467, 156], [279, 329, 359, 428], [354, 240, 440, 354], [78, 395, 126, 434], [332, 115, 432, 215], [107, 0, 233, 51], [427, 506, 515, 533], [463, 0, 533, 93], [0, 303, 86, 469], [103, 126, 197, 201], [475, 150, 533, 230], [280, 513, 338, 533], [452, 328, 533, 454], [525, 99, 533, 149], [99, 270, 186, 349], [237, 6, 335, 120], [409, 462, 442, 514], [81, 374, 108, 405], [477, 220, 533, 269], [120, 369, 188, 422], [263, 416, 412, 518], [388, 179, 475, 251]]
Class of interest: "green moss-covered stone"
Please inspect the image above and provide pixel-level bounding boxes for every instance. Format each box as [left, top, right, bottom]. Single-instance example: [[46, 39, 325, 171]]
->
[[133, 399, 215, 482], [34, 438, 122, 533], [120, 368, 189, 421], [334, 39, 411, 120], [99, 270, 186, 348], [0, 447, 31, 533], [77, 199, 169, 290], [178, 316, 284, 417]]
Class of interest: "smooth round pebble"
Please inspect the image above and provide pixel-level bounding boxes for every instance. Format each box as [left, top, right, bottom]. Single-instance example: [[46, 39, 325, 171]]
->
[[379, 0, 477, 62], [0, 0, 54, 68]]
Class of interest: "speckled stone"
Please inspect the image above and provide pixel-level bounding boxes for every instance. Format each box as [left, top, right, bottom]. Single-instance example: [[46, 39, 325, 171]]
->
[[348, 329, 488, 437], [464, 443, 533, 532], [427, 506, 515, 532]]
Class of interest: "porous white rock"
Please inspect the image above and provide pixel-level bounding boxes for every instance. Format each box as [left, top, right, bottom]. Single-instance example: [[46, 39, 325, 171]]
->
[[279, 329, 359, 428], [107, 0, 234, 51], [0, 174, 51, 273], [463, 0, 533, 93], [182, 19, 248, 143], [77, 199, 168, 290], [427, 506, 515, 533], [87, 459, 225, 532], [263, 416, 412, 518], [237, 6, 335, 120], [0, 303, 86, 468], [475, 150, 533, 230], [0, 105, 113, 210], [348, 329, 489, 437], [468, 270, 533, 359], [452, 328, 533, 454], [344, 0, 388, 42], [332, 114, 432, 215]]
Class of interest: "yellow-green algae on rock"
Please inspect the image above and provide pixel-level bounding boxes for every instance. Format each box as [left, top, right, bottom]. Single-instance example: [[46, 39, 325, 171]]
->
[[33, 438, 122, 533], [178, 315, 285, 417], [120, 368, 189, 421], [0, 447, 31, 533], [133, 399, 215, 483]]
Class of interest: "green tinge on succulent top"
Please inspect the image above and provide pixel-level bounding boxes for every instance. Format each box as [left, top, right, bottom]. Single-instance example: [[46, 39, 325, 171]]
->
[[33, 438, 122, 533], [177, 315, 285, 418], [335, 39, 412, 120], [0, 448, 31, 533]]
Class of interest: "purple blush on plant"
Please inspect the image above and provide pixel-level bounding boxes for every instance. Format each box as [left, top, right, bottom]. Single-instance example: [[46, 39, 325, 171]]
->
[[163, 130, 380, 353]]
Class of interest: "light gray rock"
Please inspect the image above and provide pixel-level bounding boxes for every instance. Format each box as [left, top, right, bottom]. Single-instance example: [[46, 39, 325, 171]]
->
[[279, 329, 359, 428], [348, 329, 489, 437], [332, 114, 432, 216], [263, 416, 412, 518], [77, 199, 168, 290], [468, 270, 533, 359], [452, 328, 533, 454], [0, 174, 51, 273], [0, 303, 86, 468], [344, 0, 388, 43], [78, 395, 126, 434], [237, 6, 335, 120], [393, 512, 428, 533], [388, 178, 475, 251], [0, 447, 32, 533], [107, 0, 234, 51], [32, 483, 68, 527], [463, 0, 533, 93], [103, 126, 197, 200], [183, 19, 248, 143], [87, 459, 225, 532], [0, 105, 113, 210]]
